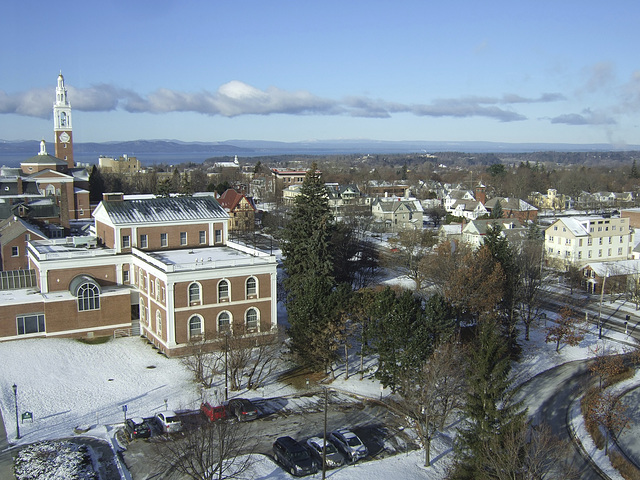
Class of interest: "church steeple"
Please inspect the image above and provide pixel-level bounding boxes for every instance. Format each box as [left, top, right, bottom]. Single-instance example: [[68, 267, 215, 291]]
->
[[53, 72, 74, 169]]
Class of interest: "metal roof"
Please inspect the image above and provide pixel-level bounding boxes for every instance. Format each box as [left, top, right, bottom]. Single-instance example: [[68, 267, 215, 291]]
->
[[101, 196, 229, 225]]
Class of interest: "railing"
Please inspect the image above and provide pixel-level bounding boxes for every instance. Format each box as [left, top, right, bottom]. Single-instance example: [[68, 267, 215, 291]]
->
[[113, 328, 132, 339]]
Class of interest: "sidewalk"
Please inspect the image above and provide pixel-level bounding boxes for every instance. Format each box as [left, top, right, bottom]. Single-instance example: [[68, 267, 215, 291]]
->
[[0, 409, 16, 479]]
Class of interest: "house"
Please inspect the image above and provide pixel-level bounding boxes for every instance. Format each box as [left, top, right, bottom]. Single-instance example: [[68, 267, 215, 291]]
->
[[484, 197, 538, 223], [371, 197, 423, 231], [581, 259, 640, 295], [544, 216, 634, 268], [444, 189, 476, 212], [0, 194, 278, 356], [461, 218, 526, 250], [325, 184, 370, 217], [0, 216, 47, 271], [217, 189, 257, 231]]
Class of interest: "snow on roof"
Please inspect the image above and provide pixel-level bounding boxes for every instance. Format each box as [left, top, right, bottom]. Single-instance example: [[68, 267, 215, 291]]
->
[[100, 196, 228, 224], [584, 259, 640, 277]]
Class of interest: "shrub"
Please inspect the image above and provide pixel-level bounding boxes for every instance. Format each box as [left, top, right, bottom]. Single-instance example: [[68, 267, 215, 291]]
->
[[609, 450, 640, 480]]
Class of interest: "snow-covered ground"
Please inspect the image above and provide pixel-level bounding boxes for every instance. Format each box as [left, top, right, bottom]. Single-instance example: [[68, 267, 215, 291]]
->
[[2, 265, 640, 478]]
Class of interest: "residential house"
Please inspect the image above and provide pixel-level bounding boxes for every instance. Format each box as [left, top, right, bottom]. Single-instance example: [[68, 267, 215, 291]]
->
[[544, 216, 634, 268], [371, 197, 423, 231], [217, 189, 257, 231], [581, 259, 640, 295], [461, 218, 526, 250], [484, 197, 538, 223]]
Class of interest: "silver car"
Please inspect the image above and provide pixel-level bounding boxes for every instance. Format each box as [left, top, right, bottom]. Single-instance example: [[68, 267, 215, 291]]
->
[[306, 436, 345, 468], [328, 428, 368, 463]]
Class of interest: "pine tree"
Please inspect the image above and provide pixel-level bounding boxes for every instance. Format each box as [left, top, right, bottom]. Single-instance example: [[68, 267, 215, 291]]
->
[[281, 164, 337, 366], [452, 321, 526, 478], [490, 199, 504, 219], [88, 165, 106, 203], [631, 159, 639, 179]]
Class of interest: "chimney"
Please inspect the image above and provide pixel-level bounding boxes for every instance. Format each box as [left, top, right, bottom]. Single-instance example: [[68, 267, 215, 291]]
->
[[103, 192, 124, 202]]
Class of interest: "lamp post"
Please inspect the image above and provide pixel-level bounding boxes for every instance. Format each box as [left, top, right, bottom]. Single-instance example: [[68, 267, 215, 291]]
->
[[12, 384, 20, 440], [224, 333, 229, 401]]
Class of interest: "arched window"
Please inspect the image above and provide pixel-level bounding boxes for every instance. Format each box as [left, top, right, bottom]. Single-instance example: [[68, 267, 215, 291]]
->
[[140, 300, 147, 324], [188, 282, 201, 305], [246, 277, 257, 298], [70, 276, 101, 312], [246, 308, 259, 331], [46, 185, 56, 196], [218, 312, 231, 332], [156, 310, 163, 337], [189, 315, 203, 338], [218, 280, 229, 302]]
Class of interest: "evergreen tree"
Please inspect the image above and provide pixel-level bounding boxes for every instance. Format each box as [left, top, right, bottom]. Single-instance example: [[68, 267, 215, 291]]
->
[[88, 165, 107, 203], [281, 164, 337, 366], [452, 321, 526, 478], [490, 199, 503, 219], [180, 172, 193, 196], [632, 159, 639, 179]]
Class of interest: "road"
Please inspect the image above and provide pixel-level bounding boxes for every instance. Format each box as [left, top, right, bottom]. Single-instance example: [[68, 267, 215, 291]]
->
[[514, 359, 606, 479], [121, 392, 413, 480]]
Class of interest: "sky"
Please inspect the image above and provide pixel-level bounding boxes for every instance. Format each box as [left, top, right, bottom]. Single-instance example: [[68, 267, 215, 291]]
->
[[1, 0, 640, 146]]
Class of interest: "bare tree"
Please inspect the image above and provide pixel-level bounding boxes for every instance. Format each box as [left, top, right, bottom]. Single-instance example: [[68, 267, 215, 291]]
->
[[588, 343, 625, 390], [517, 239, 551, 341], [386, 229, 437, 293], [155, 418, 255, 480], [479, 423, 580, 480], [583, 389, 632, 455], [227, 335, 283, 391], [396, 341, 467, 467], [181, 338, 224, 388], [545, 306, 585, 352]]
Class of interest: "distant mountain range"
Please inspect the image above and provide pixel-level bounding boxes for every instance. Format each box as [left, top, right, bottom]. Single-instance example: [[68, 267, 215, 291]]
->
[[1, 138, 638, 167]]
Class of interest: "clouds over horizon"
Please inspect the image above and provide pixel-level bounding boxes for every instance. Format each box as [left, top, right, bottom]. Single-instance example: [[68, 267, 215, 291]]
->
[[0, 80, 568, 123]]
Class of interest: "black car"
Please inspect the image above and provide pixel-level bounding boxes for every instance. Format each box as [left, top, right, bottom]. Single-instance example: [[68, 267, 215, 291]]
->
[[227, 398, 259, 421], [273, 436, 318, 477], [124, 417, 151, 440]]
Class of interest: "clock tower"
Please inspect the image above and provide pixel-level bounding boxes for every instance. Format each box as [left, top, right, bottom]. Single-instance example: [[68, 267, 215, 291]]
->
[[53, 72, 74, 169]]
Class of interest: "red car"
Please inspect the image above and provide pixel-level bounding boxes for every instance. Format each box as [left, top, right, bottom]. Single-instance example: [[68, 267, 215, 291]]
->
[[200, 402, 227, 422]]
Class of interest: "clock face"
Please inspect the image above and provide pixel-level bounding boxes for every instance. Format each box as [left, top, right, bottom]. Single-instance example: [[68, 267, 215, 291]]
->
[[59, 132, 70, 143]]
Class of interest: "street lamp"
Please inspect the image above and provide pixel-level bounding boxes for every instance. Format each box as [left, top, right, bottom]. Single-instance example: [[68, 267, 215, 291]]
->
[[12, 384, 20, 440], [224, 333, 229, 401]]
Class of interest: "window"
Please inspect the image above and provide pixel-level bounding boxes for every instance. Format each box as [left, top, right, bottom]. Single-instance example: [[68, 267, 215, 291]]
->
[[17, 314, 45, 335], [218, 280, 229, 301], [161, 233, 168, 247], [609, 237, 612, 244], [180, 232, 187, 245], [599, 238, 603, 245], [11, 246, 18, 257], [588, 238, 593, 246], [78, 283, 100, 311], [188, 282, 201, 305], [215, 229, 222, 243], [578, 251, 582, 259], [155, 279, 160, 299], [150, 277, 155, 296], [140, 234, 148, 249], [246, 308, 259, 330], [618, 247, 623, 255], [246, 277, 257, 297], [189, 316, 203, 338], [122, 235, 130, 248], [156, 310, 162, 336], [140, 300, 147, 324], [199, 230, 206, 244], [123, 270, 129, 283], [588, 250, 592, 258], [579, 239, 583, 247], [218, 312, 231, 332]]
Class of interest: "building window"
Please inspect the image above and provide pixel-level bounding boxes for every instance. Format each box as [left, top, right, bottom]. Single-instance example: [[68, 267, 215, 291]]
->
[[17, 314, 45, 335], [161, 233, 168, 247], [218, 280, 230, 302], [588, 238, 593, 246], [588, 250, 592, 258], [78, 283, 100, 311], [150, 278, 155, 296], [11, 246, 19, 257], [599, 238, 603, 245], [199, 230, 206, 244], [188, 282, 201, 305], [189, 315, 203, 338], [122, 235, 130, 248], [180, 232, 187, 245], [246, 277, 257, 297], [156, 310, 162, 336], [140, 300, 146, 324], [618, 247, 623, 255], [215, 229, 222, 243], [155, 279, 160, 299], [218, 312, 231, 332], [140, 234, 148, 249], [123, 270, 129, 283], [579, 239, 583, 247], [246, 308, 259, 330]]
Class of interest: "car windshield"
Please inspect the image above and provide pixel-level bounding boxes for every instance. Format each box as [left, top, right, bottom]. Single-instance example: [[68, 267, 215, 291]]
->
[[323, 443, 337, 454], [347, 436, 362, 447], [166, 416, 179, 423]]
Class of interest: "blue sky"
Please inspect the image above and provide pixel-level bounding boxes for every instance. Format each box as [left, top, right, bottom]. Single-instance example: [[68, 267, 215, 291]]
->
[[2, 0, 640, 146]]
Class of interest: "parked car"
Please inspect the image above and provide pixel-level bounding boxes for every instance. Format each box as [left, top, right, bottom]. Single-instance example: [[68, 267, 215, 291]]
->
[[273, 436, 318, 477], [227, 398, 258, 421], [329, 428, 368, 463], [305, 436, 345, 468], [124, 417, 151, 440], [154, 411, 183, 433], [200, 402, 227, 422]]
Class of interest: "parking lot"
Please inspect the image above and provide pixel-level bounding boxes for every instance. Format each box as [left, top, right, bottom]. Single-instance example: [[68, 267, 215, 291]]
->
[[120, 393, 416, 479]]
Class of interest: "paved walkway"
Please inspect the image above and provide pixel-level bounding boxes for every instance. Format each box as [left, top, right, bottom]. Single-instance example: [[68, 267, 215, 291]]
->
[[616, 386, 640, 467], [0, 408, 16, 479]]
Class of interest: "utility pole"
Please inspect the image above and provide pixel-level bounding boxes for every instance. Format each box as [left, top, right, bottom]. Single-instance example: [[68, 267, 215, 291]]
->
[[225, 333, 229, 401], [322, 387, 328, 480]]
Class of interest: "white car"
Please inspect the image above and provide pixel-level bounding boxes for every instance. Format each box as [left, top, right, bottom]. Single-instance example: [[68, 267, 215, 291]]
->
[[328, 428, 368, 463], [154, 411, 182, 433], [306, 436, 345, 468]]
